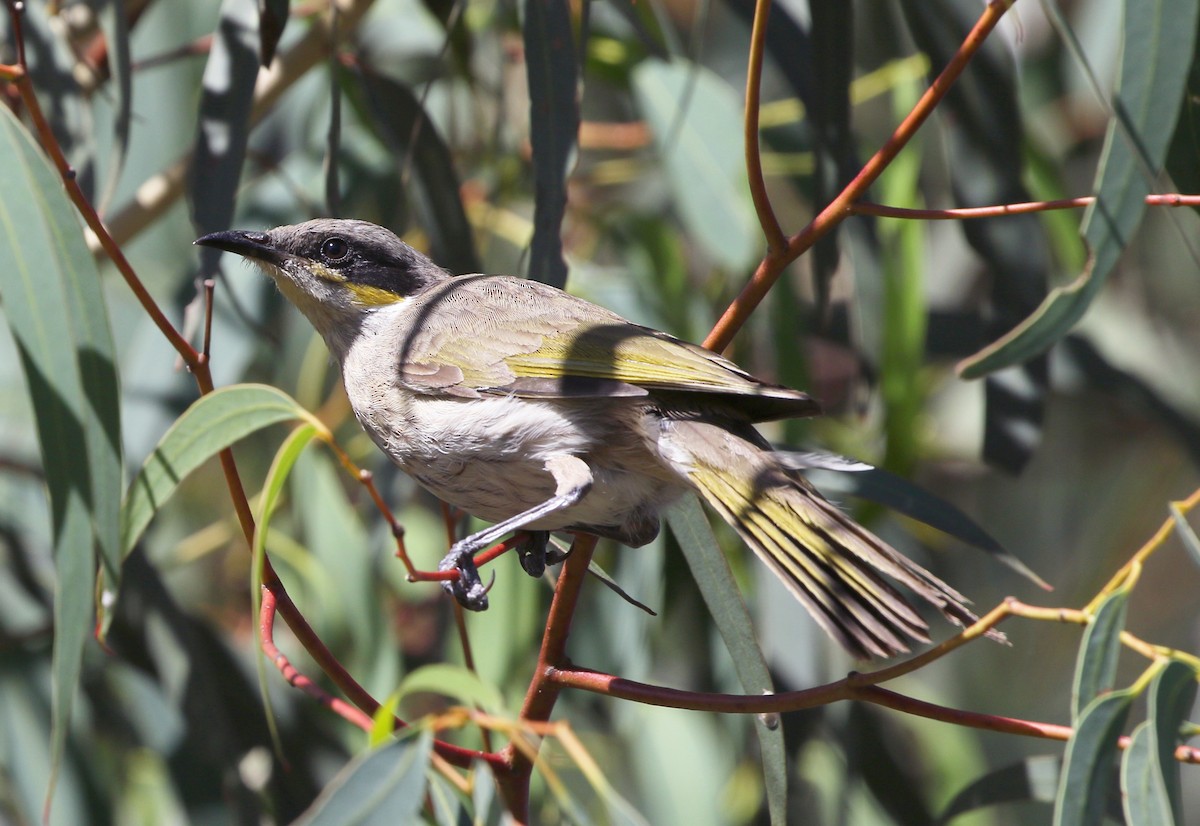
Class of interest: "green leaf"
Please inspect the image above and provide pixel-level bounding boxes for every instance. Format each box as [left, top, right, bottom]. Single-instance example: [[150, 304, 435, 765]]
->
[[190, 0, 260, 259], [522, 0, 579, 288], [801, 459, 1047, 589], [878, 74, 926, 480], [1121, 661, 1198, 826], [604, 0, 673, 59], [1072, 589, 1130, 721], [1165, 14, 1200, 211], [1124, 723, 1170, 825], [631, 59, 760, 272], [96, 0, 132, 214], [959, 0, 1200, 378], [0, 659, 91, 825], [666, 495, 786, 826], [426, 768, 470, 826], [348, 66, 480, 273], [394, 664, 507, 717], [293, 730, 434, 826], [1054, 688, 1136, 826], [119, 383, 317, 559], [0, 104, 122, 811], [937, 755, 1065, 822]]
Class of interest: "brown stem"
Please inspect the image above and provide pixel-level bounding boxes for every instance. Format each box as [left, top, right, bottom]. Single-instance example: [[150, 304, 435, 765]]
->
[[851, 193, 1200, 220], [744, 0, 785, 252], [496, 535, 598, 822]]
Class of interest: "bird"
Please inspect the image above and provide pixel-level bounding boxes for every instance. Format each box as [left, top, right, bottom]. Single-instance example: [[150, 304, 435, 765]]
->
[[196, 218, 984, 659]]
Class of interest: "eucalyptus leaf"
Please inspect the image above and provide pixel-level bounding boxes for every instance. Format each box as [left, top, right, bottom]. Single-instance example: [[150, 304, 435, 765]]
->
[[522, 0, 579, 288], [960, 0, 1200, 377], [293, 730, 434, 826], [938, 755, 1065, 823], [96, 0, 132, 214], [1121, 661, 1197, 826], [1054, 688, 1136, 826], [666, 495, 787, 826], [191, 0, 260, 266], [1072, 589, 1130, 721], [120, 384, 318, 559], [395, 664, 507, 717], [631, 59, 760, 272], [800, 459, 1046, 588], [0, 104, 121, 811]]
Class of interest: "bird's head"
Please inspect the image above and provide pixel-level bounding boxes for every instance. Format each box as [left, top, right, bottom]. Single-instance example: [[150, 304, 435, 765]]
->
[[196, 219, 448, 353]]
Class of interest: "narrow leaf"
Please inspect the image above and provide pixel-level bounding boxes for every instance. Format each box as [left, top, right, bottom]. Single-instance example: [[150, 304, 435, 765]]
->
[[349, 66, 480, 273], [801, 460, 1047, 589], [1121, 661, 1197, 826], [631, 59, 760, 272], [0, 105, 121, 811], [938, 755, 1065, 822], [293, 730, 434, 826], [901, 0, 1050, 473], [666, 495, 787, 826], [604, 0, 673, 58], [1054, 688, 1136, 826], [522, 0, 580, 288], [394, 664, 507, 717], [1169, 503, 1200, 571], [1072, 589, 1130, 721], [1123, 723, 1171, 826], [960, 0, 1200, 378], [259, 0, 289, 66], [96, 0, 133, 214], [120, 383, 317, 558], [191, 0, 260, 270]]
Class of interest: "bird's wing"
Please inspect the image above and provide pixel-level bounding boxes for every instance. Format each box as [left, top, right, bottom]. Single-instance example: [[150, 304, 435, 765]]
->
[[397, 275, 820, 420]]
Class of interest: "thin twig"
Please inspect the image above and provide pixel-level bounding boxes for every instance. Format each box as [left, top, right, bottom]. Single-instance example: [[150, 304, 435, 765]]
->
[[705, 0, 1016, 353], [743, 0, 785, 252], [851, 193, 1200, 220]]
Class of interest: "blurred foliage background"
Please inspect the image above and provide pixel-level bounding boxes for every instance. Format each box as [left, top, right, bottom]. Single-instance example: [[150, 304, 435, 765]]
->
[[3, 0, 1200, 823]]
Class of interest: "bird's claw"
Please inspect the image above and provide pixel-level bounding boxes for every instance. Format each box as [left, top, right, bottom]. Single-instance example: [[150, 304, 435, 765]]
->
[[438, 547, 489, 611], [517, 531, 569, 578]]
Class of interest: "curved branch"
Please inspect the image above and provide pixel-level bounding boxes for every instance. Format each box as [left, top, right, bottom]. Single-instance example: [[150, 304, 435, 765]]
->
[[744, 0, 785, 252], [705, 0, 1016, 352]]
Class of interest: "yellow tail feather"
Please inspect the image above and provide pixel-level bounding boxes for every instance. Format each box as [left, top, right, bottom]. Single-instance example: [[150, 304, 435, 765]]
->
[[684, 436, 987, 659]]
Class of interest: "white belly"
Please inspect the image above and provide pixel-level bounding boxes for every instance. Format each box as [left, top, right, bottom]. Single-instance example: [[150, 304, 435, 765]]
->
[[345, 377, 686, 539]]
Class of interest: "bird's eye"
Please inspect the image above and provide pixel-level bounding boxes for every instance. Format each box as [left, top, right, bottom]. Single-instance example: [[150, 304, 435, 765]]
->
[[320, 237, 349, 261]]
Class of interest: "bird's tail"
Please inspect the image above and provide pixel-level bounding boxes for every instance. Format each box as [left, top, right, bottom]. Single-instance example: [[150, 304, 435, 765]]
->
[[674, 422, 987, 659]]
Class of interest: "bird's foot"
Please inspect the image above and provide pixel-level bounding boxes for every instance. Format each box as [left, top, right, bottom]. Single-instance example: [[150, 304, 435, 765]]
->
[[517, 531, 570, 578], [438, 545, 490, 611]]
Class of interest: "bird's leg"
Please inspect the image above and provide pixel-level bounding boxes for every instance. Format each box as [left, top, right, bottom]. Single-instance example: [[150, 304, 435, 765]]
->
[[439, 456, 592, 610]]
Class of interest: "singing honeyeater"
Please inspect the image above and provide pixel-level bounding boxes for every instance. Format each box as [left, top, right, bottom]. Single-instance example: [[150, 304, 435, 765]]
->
[[197, 219, 982, 659]]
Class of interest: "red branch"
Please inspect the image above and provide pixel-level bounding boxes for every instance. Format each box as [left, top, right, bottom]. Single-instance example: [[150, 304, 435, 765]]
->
[[852, 193, 1200, 220]]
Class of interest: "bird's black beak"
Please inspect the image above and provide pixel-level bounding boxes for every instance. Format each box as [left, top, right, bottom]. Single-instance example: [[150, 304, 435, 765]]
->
[[194, 229, 286, 266]]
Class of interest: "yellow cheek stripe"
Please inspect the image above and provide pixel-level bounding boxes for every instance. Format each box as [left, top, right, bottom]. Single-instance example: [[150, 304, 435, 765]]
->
[[348, 283, 405, 306]]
